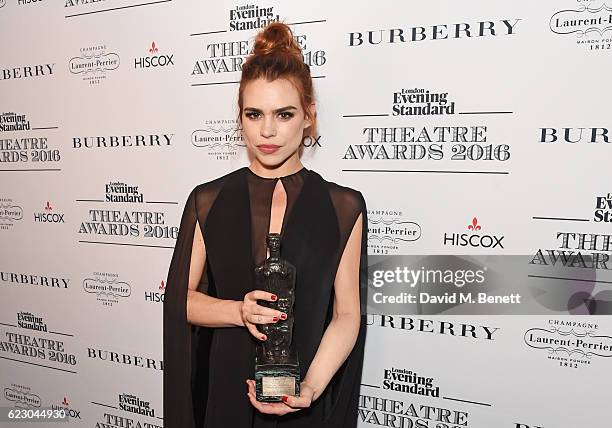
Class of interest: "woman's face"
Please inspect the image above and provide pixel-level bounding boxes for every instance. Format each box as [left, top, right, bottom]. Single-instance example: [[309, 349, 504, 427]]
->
[[241, 77, 311, 168]]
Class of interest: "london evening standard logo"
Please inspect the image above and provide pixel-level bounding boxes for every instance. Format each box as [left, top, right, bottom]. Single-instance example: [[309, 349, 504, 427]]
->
[[5, 384, 41, 408], [0, 312, 78, 368], [134, 41, 174, 69], [229, 4, 280, 31], [17, 312, 48, 333], [368, 209, 421, 255], [192, 4, 327, 81], [550, 2, 612, 51], [443, 217, 505, 249], [594, 192, 612, 222], [119, 392, 157, 417], [78, 182, 179, 243], [83, 272, 131, 307], [393, 88, 455, 116], [342, 88, 510, 163], [105, 181, 143, 203], [192, 119, 246, 160], [0, 112, 30, 132], [0, 112, 62, 166], [524, 319, 611, 369], [379, 367, 440, 397], [69, 45, 120, 85], [0, 197, 23, 231]]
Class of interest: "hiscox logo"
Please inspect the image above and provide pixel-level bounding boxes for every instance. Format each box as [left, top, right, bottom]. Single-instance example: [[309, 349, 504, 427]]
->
[[550, 2, 612, 51], [17, 0, 44, 6], [443, 217, 505, 249], [82, 271, 132, 307], [144, 280, 165, 304], [52, 396, 81, 420], [348, 18, 521, 46], [69, 45, 120, 85], [33, 201, 65, 224], [135, 41, 174, 69]]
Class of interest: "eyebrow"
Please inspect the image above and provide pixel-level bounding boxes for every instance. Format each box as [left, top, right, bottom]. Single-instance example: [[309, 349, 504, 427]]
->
[[244, 105, 298, 113]]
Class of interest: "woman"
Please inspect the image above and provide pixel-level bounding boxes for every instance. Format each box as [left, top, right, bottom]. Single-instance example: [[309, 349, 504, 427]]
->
[[163, 22, 368, 428]]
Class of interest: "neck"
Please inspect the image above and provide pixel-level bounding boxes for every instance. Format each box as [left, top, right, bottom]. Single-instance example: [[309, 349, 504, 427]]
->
[[249, 153, 303, 179]]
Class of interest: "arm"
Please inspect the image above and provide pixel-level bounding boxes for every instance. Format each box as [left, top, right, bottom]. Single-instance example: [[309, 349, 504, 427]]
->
[[186, 219, 281, 332], [186, 219, 243, 327], [302, 212, 363, 401]]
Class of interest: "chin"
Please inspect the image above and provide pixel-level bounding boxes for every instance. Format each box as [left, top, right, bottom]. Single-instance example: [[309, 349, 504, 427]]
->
[[255, 155, 288, 168]]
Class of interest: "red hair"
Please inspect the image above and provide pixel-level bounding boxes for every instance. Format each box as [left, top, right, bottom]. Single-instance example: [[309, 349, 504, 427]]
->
[[238, 22, 316, 138]]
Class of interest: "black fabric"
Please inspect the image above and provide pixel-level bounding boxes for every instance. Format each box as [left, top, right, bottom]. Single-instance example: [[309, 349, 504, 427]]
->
[[163, 166, 368, 428]]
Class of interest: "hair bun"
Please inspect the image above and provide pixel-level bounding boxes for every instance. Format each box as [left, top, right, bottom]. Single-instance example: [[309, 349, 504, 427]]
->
[[253, 22, 301, 58]]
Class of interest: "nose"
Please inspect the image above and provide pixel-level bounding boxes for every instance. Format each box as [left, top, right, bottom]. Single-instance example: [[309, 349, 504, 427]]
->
[[260, 115, 277, 138]]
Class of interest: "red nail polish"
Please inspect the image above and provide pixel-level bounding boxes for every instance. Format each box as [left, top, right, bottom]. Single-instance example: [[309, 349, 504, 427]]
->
[[260, 335, 266, 340], [273, 316, 278, 321], [280, 313, 287, 320], [281, 395, 288, 403], [271, 294, 277, 301]]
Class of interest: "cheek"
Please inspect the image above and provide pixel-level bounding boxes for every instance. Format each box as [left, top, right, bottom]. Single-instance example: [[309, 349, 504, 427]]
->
[[280, 119, 305, 140], [241, 120, 258, 144]]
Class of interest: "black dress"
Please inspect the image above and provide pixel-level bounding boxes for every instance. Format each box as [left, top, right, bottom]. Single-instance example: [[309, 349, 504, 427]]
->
[[163, 166, 368, 428]]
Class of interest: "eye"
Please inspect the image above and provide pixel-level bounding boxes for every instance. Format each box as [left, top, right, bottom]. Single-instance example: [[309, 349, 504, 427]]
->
[[278, 111, 294, 120], [244, 111, 261, 120]]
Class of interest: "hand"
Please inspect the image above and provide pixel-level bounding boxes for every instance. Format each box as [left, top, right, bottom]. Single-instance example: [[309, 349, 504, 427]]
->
[[245, 379, 315, 415], [240, 290, 286, 340]]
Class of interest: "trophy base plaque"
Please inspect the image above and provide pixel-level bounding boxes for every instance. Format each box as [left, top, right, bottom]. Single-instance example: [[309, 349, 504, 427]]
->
[[255, 363, 300, 402]]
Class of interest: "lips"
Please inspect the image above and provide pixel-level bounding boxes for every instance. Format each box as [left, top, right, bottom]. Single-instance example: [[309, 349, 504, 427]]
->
[[257, 145, 280, 154]]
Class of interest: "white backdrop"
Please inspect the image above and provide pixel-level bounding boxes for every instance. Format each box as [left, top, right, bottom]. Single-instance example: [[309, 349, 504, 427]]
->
[[1, 0, 611, 427]]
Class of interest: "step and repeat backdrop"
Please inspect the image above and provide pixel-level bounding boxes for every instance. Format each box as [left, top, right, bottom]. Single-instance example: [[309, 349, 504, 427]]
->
[[1, 0, 611, 427]]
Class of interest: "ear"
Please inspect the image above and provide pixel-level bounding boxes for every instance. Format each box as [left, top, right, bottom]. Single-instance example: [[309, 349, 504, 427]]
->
[[303, 103, 316, 129]]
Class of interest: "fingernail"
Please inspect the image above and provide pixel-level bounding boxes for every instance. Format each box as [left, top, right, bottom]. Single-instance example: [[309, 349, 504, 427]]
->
[[280, 313, 287, 320], [273, 316, 278, 321], [260, 334, 266, 340], [281, 396, 288, 402], [271, 294, 277, 301]]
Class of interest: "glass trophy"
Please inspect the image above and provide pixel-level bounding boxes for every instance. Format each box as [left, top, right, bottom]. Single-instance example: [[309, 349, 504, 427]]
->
[[254, 233, 301, 402]]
